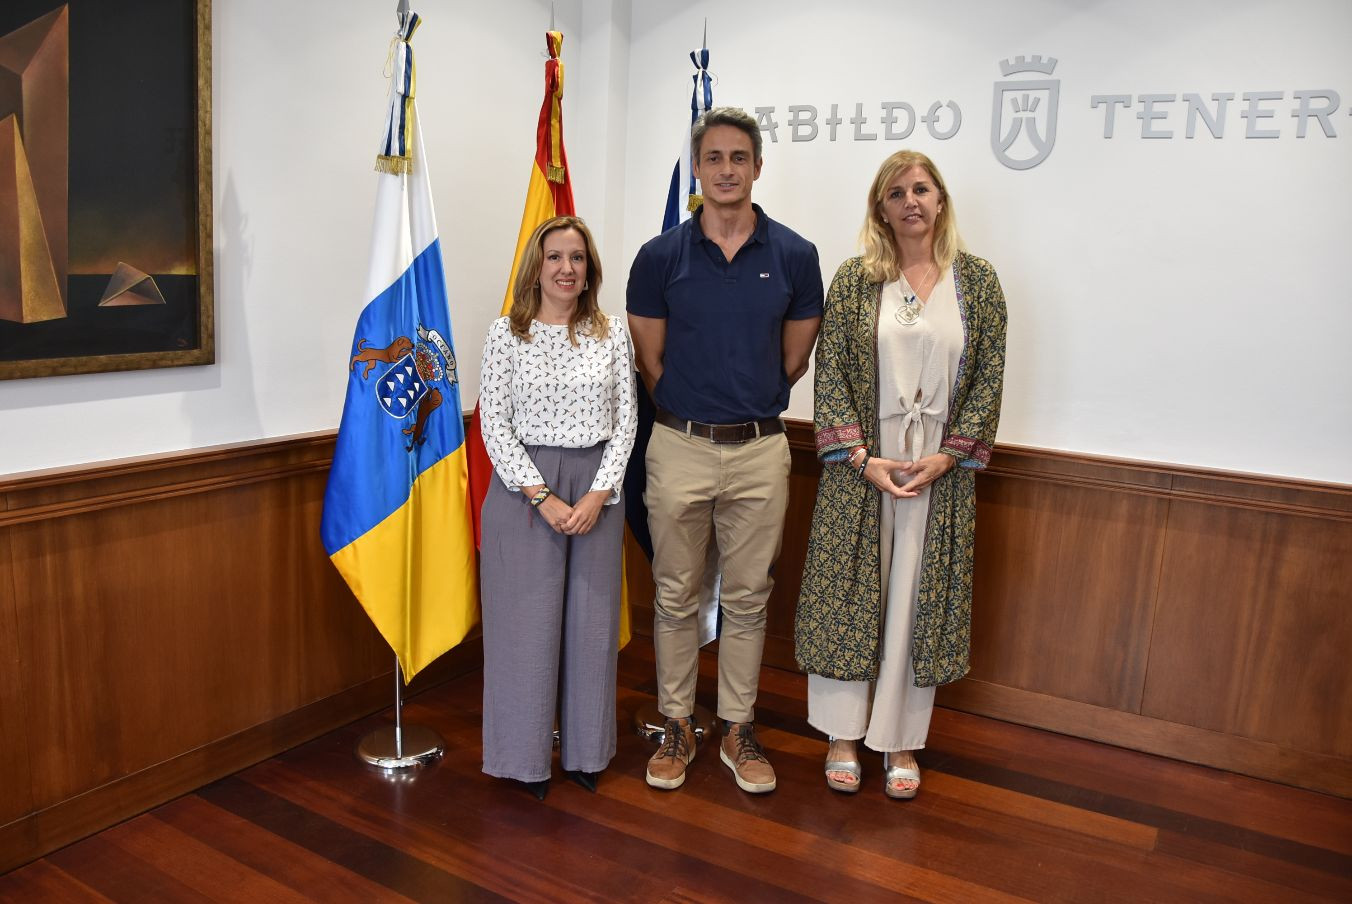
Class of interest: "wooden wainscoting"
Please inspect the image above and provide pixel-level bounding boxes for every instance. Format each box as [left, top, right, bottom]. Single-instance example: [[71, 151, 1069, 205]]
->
[[3, 423, 1347, 872], [952, 447, 1352, 797], [0, 434, 481, 872], [622, 423, 1352, 798]]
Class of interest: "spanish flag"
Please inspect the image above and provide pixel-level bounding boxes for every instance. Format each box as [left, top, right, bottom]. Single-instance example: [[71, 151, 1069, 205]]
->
[[465, 30, 632, 648], [321, 11, 477, 683]]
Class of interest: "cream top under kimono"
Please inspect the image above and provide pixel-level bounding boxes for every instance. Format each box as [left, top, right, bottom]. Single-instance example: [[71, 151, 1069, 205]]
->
[[877, 266, 963, 465]]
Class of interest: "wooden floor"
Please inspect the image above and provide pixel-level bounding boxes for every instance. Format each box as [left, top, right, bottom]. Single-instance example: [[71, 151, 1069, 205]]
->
[[3, 638, 1349, 903]]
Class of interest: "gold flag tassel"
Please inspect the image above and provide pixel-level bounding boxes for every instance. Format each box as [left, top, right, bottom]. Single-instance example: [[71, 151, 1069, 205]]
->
[[375, 154, 413, 175], [546, 31, 566, 184]]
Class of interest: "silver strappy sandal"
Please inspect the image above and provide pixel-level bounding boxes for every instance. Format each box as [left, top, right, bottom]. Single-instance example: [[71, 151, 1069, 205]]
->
[[883, 751, 920, 799], [825, 737, 862, 793]]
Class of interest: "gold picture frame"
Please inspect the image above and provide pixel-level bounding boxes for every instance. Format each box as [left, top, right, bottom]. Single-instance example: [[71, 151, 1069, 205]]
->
[[0, 0, 213, 380]]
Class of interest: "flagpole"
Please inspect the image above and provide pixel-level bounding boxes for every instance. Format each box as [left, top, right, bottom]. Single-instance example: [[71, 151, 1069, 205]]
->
[[394, 660, 404, 758], [357, 654, 444, 769]]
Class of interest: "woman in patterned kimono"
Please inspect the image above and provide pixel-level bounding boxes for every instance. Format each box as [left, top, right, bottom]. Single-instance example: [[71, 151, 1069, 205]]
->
[[478, 216, 637, 800], [795, 151, 1007, 798]]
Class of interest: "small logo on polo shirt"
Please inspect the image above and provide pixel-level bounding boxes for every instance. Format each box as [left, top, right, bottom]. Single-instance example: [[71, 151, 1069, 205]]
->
[[760, 272, 770, 278]]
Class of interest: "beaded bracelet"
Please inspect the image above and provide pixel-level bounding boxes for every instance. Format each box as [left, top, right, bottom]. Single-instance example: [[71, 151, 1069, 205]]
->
[[847, 446, 868, 467], [529, 487, 552, 507]]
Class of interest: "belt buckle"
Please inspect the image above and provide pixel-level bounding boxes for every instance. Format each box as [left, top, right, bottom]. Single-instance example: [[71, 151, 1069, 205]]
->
[[709, 422, 750, 444]]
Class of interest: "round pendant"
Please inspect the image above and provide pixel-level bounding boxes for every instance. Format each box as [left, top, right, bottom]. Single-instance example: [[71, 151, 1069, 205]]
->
[[895, 298, 921, 325]]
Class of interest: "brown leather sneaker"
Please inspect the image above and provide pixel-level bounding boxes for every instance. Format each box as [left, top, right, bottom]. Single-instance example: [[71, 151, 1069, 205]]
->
[[720, 722, 776, 793], [646, 715, 697, 790]]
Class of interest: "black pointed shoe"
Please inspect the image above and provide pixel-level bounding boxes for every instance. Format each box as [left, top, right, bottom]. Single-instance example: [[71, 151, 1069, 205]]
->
[[566, 770, 600, 793]]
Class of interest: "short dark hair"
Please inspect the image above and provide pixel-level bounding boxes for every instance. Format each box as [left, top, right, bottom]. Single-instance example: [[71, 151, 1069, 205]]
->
[[691, 106, 763, 163]]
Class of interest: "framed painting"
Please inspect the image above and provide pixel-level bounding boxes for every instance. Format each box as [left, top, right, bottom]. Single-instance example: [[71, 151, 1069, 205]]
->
[[0, 0, 212, 380]]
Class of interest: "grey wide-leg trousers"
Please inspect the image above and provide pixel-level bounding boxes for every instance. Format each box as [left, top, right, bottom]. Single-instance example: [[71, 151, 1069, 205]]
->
[[480, 443, 622, 782]]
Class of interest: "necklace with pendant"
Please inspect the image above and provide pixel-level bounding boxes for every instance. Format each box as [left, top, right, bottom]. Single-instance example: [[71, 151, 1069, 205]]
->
[[896, 294, 922, 325], [894, 262, 937, 326]]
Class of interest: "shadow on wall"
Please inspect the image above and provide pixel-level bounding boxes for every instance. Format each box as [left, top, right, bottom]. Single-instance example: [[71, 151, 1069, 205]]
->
[[181, 172, 262, 448]]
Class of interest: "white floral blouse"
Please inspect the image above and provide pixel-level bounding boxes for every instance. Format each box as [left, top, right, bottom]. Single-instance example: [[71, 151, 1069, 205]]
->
[[478, 316, 637, 503]]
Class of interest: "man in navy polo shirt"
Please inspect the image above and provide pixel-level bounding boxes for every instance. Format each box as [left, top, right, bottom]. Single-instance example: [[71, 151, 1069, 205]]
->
[[627, 107, 823, 794]]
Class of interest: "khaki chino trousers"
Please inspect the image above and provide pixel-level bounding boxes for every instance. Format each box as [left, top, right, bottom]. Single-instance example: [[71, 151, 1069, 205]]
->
[[645, 423, 790, 724]]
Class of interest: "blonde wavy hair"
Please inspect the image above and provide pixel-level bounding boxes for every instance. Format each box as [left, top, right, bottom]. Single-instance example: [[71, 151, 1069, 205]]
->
[[509, 216, 607, 345], [859, 150, 961, 283]]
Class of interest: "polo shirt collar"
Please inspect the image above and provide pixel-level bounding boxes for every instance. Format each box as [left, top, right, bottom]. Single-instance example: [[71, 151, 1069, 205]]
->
[[691, 203, 768, 247]]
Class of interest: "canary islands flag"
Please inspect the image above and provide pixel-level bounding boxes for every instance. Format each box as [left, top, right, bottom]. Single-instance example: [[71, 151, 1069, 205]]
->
[[321, 10, 477, 684]]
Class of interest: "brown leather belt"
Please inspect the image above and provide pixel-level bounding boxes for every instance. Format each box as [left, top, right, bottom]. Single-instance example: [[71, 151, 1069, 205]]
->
[[655, 408, 785, 445]]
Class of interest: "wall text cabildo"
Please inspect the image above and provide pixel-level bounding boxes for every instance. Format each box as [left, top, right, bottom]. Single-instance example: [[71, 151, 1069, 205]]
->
[[755, 56, 1345, 170]]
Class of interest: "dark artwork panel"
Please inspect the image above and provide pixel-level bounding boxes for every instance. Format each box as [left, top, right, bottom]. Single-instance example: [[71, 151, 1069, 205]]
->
[[0, 0, 210, 378], [0, 277, 197, 360]]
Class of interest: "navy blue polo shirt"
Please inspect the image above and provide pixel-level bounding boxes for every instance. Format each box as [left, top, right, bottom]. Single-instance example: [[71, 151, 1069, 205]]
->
[[626, 204, 823, 424]]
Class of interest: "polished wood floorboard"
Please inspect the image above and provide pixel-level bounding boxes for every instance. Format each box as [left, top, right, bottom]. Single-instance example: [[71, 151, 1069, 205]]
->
[[3, 638, 1349, 903]]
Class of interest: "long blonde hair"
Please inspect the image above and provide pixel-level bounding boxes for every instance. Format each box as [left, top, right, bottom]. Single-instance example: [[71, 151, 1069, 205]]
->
[[859, 150, 961, 283], [509, 216, 608, 344]]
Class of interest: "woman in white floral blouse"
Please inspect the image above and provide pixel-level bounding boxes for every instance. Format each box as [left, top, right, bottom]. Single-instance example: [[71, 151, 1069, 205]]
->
[[478, 216, 637, 800]]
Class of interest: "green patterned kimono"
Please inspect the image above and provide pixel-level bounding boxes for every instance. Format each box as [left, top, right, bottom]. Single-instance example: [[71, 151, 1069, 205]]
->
[[794, 252, 1007, 686]]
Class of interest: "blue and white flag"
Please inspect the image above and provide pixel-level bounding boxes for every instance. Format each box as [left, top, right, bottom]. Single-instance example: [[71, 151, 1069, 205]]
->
[[321, 11, 477, 683], [635, 46, 719, 646], [662, 48, 713, 232]]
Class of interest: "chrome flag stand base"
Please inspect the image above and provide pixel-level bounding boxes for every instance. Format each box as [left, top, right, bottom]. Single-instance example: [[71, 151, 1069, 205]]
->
[[633, 700, 716, 746], [357, 656, 444, 770], [357, 724, 444, 769]]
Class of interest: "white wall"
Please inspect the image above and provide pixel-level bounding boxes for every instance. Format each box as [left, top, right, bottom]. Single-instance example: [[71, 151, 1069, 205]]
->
[[0, 0, 605, 477], [621, 0, 1352, 482], [3, 0, 1350, 484]]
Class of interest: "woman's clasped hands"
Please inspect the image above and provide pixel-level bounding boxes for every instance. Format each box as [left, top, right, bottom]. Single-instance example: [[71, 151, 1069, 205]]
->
[[860, 452, 956, 498], [527, 485, 610, 535]]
